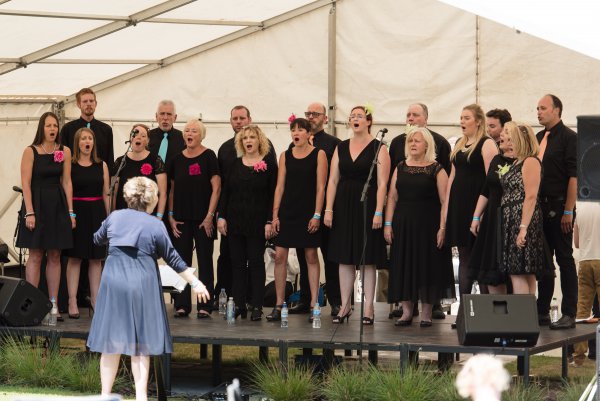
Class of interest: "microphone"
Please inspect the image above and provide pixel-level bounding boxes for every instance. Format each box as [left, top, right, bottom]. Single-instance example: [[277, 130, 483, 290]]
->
[[377, 128, 388, 138], [12, 186, 22, 194]]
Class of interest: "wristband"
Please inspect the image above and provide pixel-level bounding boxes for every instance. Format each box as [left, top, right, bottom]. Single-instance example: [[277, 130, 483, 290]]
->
[[440, 227, 446, 230], [519, 224, 528, 229], [156, 212, 164, 218], [168, 211, 174, 216], [24, 212, 35, 218], [374, 211, 383, 217], [69, 212, 76, 218], [313, 214, 321, 220], [472, 216, 480, 221], [563, 210, 573, 215], [384, 221, 392, 226], [324, 209, 333, 213]]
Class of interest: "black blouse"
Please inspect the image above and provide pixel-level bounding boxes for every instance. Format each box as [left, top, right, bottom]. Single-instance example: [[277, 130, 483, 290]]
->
[[113, 153, 166, 211], [218, 157, 278, 238], [169, 149, 219, 221]]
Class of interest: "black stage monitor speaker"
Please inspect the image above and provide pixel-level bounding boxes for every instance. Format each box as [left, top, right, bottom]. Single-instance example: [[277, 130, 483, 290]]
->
[[577, 115, 600, 201], [0, 276, 51, 326], [456, 294, 539, 347]]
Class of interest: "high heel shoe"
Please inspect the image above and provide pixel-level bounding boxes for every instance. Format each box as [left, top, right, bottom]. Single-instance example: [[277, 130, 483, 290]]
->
[[332, 309, 352, 324], [362, 316, 374, 325], [395, 317, 413, 326], [266, 305, 282, 322], [250, 307, 263, 321]]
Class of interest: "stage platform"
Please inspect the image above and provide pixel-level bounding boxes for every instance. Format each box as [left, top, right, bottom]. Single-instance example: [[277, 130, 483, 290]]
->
[[0, 302, 595, 389]]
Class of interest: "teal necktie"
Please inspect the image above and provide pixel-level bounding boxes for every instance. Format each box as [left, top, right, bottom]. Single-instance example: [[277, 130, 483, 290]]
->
[[158, 132, 168, 162], [86, 122, 90, 129]]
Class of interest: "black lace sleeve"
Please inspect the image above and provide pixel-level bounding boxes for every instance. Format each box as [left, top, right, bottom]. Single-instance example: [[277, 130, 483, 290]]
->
[[154, 155, 166, 175]]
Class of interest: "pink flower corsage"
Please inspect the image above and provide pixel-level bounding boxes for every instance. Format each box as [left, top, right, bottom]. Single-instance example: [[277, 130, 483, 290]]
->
[[288, 113, 297, 124], [53, 150, 64, 163], [253, 160, 267, 173], [140, 163, 153, 176], [189, 163, 201, 176]]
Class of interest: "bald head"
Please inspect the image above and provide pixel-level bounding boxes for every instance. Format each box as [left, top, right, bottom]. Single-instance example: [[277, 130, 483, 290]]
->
[[305, 102, 328, 133]]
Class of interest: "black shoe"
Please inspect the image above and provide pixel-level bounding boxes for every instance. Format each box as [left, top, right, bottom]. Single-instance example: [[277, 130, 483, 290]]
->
[[538, 313, 551, 326], [395, 317, 413, 327], [420, 320, 432, 327], [550, 315, 576, 330], [432, 308, 446, 320], [330, 305, 341, 317], [266, 306, 282, 321], [289, 302, 310, 314], [250, 307, 263, 321], [234, 307, 247, 319], [389, 306, 403, 319]]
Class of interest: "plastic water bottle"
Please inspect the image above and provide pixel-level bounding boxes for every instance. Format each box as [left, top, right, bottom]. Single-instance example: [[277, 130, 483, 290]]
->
[[281, 302, 288, 328], [550, 297, 559, 323], [312, 302, 321, 329], [226, 297, 235, 325], [48, 298, 58, 326], [219, 289, 227, 315]]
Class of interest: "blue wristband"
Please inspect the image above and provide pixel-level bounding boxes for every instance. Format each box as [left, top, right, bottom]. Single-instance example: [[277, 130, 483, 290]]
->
[[168, 211, 174, 216], [69, 212, 76, 218], [156, 212, 164, 218], [563, 210, 573, 215], [313, 214, 321, 220], [472, 216, 480, 221], [374, 211, 383, 217], [384, 221, 392, 226]]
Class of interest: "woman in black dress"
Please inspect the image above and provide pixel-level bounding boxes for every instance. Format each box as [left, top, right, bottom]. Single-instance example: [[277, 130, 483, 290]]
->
[[444, 104, 498, 296], [17, 112, 75, 315], [468, 126, 515, 294], [500, 122, 544, 294], [268, 118, 327, 322], [65, 127, 110, 318], [112, 124, 166, 218], [218, 124, 278, 321], [168, 120, 220, 318], [384, 127, 454, 327], [324, 106, 390, 325]]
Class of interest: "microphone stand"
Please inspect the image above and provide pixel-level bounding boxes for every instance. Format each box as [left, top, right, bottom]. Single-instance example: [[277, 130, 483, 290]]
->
[[108, 132, 135, 215], [357, 129, 387, 362]]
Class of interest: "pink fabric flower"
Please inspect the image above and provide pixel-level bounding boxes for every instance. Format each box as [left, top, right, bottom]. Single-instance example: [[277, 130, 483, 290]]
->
[[288, 113, 296, 124], [189, 163, 201, 176], [253, 160, 267, 173], [140, 163, 153, 176], [53, 150, 64, 163]]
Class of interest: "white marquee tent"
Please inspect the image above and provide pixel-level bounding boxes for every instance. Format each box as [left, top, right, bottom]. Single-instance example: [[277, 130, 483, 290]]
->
[[1, 0, 599, 262]]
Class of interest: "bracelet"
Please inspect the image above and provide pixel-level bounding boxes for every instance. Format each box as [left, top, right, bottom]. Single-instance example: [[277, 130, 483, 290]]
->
[[209, 211, 215, 217], [156, 212, 164, 218], [384, 221, 392, 226], [69, 212, 76, 218], [69, 209, 74, 213], [563, 210, 573, 215], [440, 227, 446, 230], [24, 212, 35, 218], [218, 217, 225, 220], [266, 221, 272, 225], [374, 211, 383, 217], [472, 216, 480, 221], [313, 214, 321, 220], [168, 211, 174, 216], [519, 224, 528, 229], [324, 209, 333, 213]]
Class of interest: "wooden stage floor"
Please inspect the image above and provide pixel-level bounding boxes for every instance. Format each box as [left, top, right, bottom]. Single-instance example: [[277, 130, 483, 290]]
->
[[1, 302, 595, 388]]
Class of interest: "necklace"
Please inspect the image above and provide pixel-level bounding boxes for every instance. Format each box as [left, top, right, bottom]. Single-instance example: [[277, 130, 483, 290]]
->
[[41, 142, 56, 154]]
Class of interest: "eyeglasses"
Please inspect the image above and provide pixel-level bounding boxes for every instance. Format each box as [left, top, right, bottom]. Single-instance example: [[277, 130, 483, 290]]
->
[[304, 111, 324, 118]]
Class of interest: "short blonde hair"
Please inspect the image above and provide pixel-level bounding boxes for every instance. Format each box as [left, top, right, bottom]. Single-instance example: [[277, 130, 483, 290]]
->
[[455, 354, 510, 399], [405, 126, 437, 163], [185, 119, 206, 141], [234, 124, 270, 158], [505, 121, 539, 160], [123, 176, 158, 212]]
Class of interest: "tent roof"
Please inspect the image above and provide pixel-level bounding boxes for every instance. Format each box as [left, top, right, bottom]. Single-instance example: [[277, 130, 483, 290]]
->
[[0, 0, 321, 97]]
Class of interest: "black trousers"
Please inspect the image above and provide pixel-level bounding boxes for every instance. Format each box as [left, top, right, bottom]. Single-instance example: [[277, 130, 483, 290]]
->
[[214, 234, 232, 298], [537, 201, 578, 317], [228, 234, 265, 309], [296, 226, 341, 307], [171, 220, 215, 314]]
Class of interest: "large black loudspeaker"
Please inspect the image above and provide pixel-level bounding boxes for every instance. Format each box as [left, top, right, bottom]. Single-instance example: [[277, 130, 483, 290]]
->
[[577, 115, 600, 201], [456, 294, 539, 347], [0, 276, 51, 326]]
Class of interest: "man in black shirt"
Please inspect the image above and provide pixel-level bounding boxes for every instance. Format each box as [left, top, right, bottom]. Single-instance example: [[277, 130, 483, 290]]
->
[[290, 102, 342, 316], [61, 88, 114, 171], [486, 108, 512, 148], [148, 100, 185, 171], [216, 106, 277, 301], [389, 103, 451, 175], [535, 94, 578, 330]]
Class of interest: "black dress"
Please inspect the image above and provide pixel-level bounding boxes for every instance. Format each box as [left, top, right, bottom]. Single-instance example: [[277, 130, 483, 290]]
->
[[387, 162, 455, 304], [468, 154, 515, 286], [16, 145, 73, 250], [274, 148, 321, 248], [446, 137, 492, 247], [64, 162, 107, 259], [500, 158, 546, 276], [328, 140, 386, 266], [113, 153, 166, 211]]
